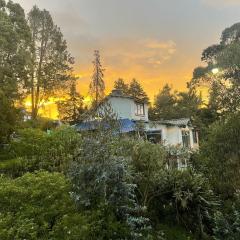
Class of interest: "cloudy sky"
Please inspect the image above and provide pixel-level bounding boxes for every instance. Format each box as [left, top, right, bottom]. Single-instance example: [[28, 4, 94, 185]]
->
[[15, 0, 240, 99]]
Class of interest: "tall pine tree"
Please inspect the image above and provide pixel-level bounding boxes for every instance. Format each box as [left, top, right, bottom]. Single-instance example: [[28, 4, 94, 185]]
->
[[89, 50, 105, 106]]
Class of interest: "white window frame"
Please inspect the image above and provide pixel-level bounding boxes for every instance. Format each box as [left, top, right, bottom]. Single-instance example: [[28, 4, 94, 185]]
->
[[135, 103, 145, 116]]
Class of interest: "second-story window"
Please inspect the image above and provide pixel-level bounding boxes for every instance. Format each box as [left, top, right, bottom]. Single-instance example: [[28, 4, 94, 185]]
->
[[135, 103, 145, 115]]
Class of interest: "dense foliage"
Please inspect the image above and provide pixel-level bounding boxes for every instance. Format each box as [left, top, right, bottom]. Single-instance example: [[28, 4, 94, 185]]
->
[[0, 1, 239, 239], [0, 171, 90, 240], [192, 22, 240, 117], [0, 126, 80, 176], [194, 112, 240, 199], [0, 112, 239, 239]]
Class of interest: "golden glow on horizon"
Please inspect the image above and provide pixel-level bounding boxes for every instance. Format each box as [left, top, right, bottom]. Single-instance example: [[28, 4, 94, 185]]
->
[[82, 95, 92, 106], [23, 97, 65, 120], [23, 95, 92, 119]]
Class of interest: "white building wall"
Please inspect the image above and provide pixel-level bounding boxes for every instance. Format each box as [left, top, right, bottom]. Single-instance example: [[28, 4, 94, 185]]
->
[[166, 126, 182, 146], [107, 97, 133, 119], [146, 123, 198, 149], [107, 97, 148, 121]]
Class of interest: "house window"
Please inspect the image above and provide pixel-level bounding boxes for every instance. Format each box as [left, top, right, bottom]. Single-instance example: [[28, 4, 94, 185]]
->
[[192, 130, 198, 144], [182, 130, 190, 148], [147, 130, 162, 144], [166, 155, 188, 170], [177, 158, 188, 170], [135, 103, 145, 116]]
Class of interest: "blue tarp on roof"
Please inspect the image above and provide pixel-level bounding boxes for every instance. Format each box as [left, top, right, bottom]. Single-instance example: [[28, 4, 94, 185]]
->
[[119, 119, 136, 133], [75, 118, 136, 133]]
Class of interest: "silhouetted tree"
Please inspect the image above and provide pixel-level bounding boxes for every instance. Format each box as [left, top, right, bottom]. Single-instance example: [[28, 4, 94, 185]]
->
[[57, 81, 85, 124], [114, 78, 129, 95], [89, 50, 105, 106], [149, 84, 177, 120], [0, 0, 31, 101], [192, 22, 240, 116], [128, 79, 149, 102], [28, 6, 74, 119]]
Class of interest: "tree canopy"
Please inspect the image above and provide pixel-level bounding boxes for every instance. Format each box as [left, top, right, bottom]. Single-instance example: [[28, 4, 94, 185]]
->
[[27, 5, 74, 119], [57, 81, 85, 124], [0, 0, 31, 101], [114, 78, 129, 95], [192, 22, 240, 116], [149, 84, 202, 121], [128, 78, 149, 102]]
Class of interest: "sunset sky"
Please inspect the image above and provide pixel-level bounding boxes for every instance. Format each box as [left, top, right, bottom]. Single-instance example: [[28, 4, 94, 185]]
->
[[15, 0, 240, 100]]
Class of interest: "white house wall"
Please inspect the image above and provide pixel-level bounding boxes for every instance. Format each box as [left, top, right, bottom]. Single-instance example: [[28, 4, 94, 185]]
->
[[146, 123, 198, 149], [107, 97, 133, 119], [145, 123, 168, 143], [166, 126, 182, 146], [107, 97, 148, 121], [146, 123, 182, 146]]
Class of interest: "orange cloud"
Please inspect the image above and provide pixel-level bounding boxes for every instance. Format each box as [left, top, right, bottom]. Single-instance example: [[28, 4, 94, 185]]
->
[[74, 37, 185, 101]]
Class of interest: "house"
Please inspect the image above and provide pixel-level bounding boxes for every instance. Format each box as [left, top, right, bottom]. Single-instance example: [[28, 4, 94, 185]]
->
[[76, 89, 199, 150]]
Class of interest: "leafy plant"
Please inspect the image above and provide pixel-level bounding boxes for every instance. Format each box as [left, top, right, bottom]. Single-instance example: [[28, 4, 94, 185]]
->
[[0, 171, 89, 240]]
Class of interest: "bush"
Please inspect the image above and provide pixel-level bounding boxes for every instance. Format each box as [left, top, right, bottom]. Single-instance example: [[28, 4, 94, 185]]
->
[[157, 224, 195, 240], [131, 140, 167, 208], [0, 171, 90, 240], [0, 158, 26, 177], [69, 130, 152, 239], [149, 169, 218, 238], [196, 112, 240, 199], [1, 126, 80, 176], [213, 191, 240, 240]]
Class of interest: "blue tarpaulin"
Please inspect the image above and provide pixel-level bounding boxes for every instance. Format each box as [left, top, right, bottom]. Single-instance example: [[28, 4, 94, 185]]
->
[[75, 118, 136, 133]]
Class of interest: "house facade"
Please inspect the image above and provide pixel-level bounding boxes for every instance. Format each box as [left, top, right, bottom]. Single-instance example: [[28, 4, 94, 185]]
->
[[76, 89, 199, 150]]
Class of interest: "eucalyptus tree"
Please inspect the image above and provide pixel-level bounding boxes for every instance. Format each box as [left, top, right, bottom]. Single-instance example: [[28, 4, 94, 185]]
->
[[27, 6, 74, 119], [192, 22, 240, 116], [0, 0, 30, 142], [0, 0, 31, 100]]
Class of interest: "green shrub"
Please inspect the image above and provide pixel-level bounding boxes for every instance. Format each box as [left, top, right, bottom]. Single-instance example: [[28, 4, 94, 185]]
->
[[157, 224, 195, 240], [0, 158, 26, 177], [0, 171, 90, 240], [1, 126, 80, 176], [197, 112, 240, 199]]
